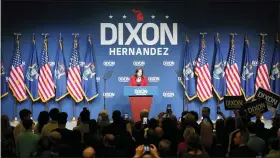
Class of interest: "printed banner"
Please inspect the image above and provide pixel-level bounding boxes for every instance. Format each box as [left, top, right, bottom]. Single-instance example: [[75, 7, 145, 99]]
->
[[239, 99, 268, 117], [255, 87, 280, 109], [224, 96, 245, 110]]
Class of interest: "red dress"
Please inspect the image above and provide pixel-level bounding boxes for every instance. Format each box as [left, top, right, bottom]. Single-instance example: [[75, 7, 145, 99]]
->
[[129, 76, 148, 86]]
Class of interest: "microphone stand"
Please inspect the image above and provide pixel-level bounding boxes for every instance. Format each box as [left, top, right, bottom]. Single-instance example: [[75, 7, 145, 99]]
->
[[103, 71, 113, 110], [175, 70, 185, 112]]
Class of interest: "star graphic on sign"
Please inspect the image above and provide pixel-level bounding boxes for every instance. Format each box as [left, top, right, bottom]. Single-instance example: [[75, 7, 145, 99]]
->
[[165, 15, 169, 19], [122, 15, 127, 19], [109, 15, 113, 19], [151, 15, 155, 19]]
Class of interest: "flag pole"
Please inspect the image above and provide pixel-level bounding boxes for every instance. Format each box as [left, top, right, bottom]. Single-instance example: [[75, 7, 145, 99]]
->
[[87, 101, 90, 112], [31, 102, 33, 119], [259, 33, 267, 121], [45, 102, 49, 111], [216, 99, 220, 120], [13, 100, 18, 122], [200, 102, 204, 121], [72, 102, 76, 121]]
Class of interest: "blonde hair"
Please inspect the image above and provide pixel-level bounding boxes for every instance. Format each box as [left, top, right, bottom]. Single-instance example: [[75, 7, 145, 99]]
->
[[200, 121, 213, 148], [184, 113, 195, 122], [183, 127, 196, 141]]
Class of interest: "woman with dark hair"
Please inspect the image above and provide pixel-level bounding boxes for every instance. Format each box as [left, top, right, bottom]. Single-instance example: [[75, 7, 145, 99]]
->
[[184, 134, 209, 158], [129, 68, 148, 86], [34, 111, 49, 135]]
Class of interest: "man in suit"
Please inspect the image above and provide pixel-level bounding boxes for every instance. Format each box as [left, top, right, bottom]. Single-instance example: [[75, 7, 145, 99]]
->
[[229, 130, 257, 157]]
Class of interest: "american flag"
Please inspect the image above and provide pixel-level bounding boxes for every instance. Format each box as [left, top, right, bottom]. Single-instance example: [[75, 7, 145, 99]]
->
[[67, 37, 83, 102], [8, 38, 27, 102], [38, 38, 55, 102], [225, 37, 241, 96], [195, 38, 212, 102], [255, 37, 270, 91]]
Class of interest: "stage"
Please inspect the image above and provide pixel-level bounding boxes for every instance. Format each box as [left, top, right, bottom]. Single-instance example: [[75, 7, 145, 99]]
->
[[10, 119, 273, 130]]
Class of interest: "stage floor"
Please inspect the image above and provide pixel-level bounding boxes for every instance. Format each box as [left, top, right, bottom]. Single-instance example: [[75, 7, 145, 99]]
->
[[10, 119, 273, 130]]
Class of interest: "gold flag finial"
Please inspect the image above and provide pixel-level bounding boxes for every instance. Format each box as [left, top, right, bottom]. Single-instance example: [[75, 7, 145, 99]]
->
[[88, 34, 92, 45], [72, 33, 79, 48], [230, 33, 237, 47], [200, 32, 207, 48], [260, 33, 267, 44], [186, 33, 189, 43], [216, 33, 220, 43], [32, 34, 36, 44]]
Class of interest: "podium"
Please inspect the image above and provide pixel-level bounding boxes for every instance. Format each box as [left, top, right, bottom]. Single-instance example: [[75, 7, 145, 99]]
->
[[124, 86, 158, 121]]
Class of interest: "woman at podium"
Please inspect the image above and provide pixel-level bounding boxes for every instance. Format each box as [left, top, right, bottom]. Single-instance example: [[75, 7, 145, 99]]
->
[[130, 68, 148, 86]]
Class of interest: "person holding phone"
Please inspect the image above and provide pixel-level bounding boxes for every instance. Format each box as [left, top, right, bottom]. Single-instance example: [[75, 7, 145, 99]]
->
[[133, 144, 160, 158], [129, 68, 148, 86]]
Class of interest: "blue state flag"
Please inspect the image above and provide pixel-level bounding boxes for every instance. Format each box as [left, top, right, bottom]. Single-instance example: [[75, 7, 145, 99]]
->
[[181, 36, 197, 101], [25, 35, 40, 101], [241, 36, 255, 101], [212, 34, 226, 100], [54, 36, 68, 101], [270, 35, 280, 95], [82, 35, 98, 101], [1, 54, 8, 98]]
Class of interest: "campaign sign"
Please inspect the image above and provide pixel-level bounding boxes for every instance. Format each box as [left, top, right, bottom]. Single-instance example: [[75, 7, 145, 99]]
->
[[255, 87, 280, 109], [239, 99, 268, 118], [224, 96, 245, 110]]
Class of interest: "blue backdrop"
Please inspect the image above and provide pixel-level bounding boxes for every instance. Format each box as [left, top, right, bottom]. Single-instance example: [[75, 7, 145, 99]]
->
[[1, 1, 280, 121]]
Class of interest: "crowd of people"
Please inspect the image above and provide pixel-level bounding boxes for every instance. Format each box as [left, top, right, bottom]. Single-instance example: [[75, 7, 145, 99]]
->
[[2, 107, 280, 158]]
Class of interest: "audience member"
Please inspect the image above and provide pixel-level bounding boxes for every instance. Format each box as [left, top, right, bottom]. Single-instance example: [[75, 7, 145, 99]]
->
[[247, 122, 265, 156], [158, 139, 172, 157], [34, 111, 49, 135], [52, 112, 72, 144], [41, 108, 59, 137], [184, 134, 209, 158], [3, 108, 280, 158], [17, 119, 39, 158], [265, 137, 280, 158], [97, 110, 110, 134], [14, 109, 32, 139], [83, 147, 95, 158], [2, 115, 16, 156], [229, 130, 257, 157], [213, 119, 227, 157], [177, 127, 195, 156], [74, 108, 90, 135]]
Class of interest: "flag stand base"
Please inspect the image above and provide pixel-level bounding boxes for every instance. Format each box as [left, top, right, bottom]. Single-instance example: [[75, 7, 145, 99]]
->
[[216, 115, 220, 121], [72, 117, 76, 121], [13, 117, 18, 122]]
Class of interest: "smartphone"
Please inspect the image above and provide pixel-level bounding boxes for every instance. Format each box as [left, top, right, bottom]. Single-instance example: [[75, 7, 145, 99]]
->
[[167, 104, 171, 109], [178, 117, 181, 122], [144, 145, 150, 152], [124, 113, 129, 120], [143, 117, 148, 124]]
